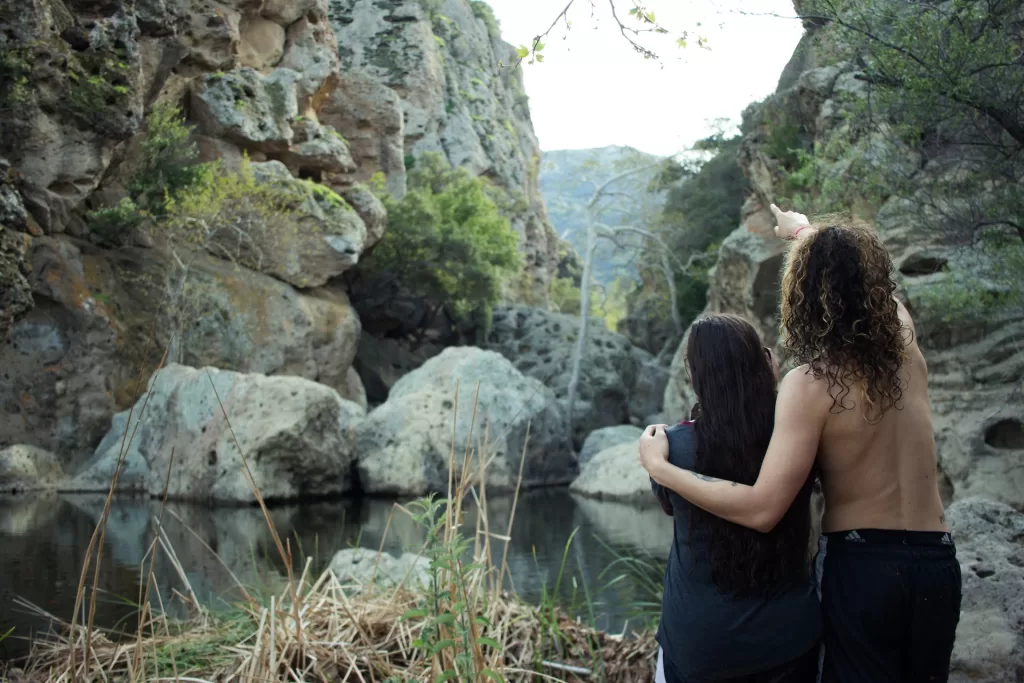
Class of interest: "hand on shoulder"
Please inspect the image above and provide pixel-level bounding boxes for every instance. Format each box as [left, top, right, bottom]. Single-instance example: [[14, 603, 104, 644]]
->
[[638, 423, 670, 481]]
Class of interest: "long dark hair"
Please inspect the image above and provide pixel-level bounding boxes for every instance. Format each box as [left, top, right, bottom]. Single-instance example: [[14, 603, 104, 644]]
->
[[687, 314, 813, 596]]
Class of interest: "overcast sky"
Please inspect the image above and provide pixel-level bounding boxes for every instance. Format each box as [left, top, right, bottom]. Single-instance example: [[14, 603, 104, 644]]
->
[[484, 0, 805, 156]]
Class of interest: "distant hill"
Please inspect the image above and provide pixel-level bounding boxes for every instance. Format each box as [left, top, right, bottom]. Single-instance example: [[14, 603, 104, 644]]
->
[[539, 147, 663, 286]]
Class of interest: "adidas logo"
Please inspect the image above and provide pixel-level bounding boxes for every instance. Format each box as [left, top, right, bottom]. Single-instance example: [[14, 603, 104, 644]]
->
[[845, 531, 866, 542]]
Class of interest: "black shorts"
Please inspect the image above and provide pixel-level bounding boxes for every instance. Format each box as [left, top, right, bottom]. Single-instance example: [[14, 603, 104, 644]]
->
[[815, 529, 962, 683]]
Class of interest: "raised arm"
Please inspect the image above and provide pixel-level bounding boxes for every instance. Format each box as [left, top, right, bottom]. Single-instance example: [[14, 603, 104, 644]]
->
[[639, 368, 828, 532]]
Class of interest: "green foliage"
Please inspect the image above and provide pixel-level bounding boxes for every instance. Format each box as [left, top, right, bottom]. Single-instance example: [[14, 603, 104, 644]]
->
[[66, 47, 133, 129], [597, 539, 665, 628], [0, 48, 32, 107], [361, 153, 522, 322], [915, 230, 1024, 323], [130, 103, 209, 210], [87, 104, 211, 241], [658, 136, 747, 252], [402, 496, 506, 683], [622, 134, 745, 350], [549, 277, 582, 314], [88, 197, 142, 243]]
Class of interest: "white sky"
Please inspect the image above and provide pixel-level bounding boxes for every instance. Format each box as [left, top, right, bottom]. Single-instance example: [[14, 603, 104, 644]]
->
[[485, 0, 806, 156]]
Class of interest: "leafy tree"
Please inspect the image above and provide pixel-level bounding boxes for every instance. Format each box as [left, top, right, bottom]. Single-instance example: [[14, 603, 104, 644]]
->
[[359, 153, 522, 325]]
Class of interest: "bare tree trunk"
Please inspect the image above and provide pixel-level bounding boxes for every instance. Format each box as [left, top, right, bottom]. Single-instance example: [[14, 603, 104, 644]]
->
[[566, 221, 597, 445]]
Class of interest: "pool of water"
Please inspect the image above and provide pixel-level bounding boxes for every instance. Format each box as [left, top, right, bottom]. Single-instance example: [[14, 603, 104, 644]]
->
[[0, 489, 672, 661]]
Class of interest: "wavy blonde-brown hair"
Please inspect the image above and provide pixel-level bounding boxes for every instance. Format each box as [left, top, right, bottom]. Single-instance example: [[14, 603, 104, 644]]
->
[[780, 215, 908, 421]]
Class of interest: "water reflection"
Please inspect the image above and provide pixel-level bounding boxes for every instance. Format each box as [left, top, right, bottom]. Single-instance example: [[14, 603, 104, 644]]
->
[[0, 490, 672, 660]]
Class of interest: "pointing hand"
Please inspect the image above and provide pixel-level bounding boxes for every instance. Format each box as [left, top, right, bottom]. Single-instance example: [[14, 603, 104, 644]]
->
[[770, 203, 812, 240]]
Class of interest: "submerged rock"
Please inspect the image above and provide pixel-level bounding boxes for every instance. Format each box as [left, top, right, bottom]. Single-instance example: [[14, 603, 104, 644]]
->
[[0, 445, 64, 493], [947, 498, 1024, 683], [579, 425, 643, 468], [71, 365, 364, 503], [355, 347, 573, 495], [329, 547, 429, 589]]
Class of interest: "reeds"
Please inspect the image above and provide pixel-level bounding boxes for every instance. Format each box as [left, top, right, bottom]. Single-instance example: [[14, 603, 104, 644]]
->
[[5, 378, 657, 683]]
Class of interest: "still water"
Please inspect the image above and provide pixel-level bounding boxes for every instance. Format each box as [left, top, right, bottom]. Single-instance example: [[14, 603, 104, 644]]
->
[[0, 489, 672, 661]]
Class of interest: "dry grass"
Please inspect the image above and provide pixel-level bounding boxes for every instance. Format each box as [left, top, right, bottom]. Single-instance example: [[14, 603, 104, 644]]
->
[[3, 373, 657, 683]]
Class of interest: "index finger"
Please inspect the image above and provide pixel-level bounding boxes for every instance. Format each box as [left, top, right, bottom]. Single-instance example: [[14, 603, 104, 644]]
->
[[770, 203, 783, 218]]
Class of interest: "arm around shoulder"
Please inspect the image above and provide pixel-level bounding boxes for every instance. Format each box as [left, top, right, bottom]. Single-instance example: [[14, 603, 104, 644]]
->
[[746, 367, 828, 531], [643, 369, 825, 533]]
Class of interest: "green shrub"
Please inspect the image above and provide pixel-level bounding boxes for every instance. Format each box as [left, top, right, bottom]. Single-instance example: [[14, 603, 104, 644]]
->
[[360, 153, 521, 322], [86, 197, 142, 244], [87, 103, 210, 241], [131, 103, 209, 210]]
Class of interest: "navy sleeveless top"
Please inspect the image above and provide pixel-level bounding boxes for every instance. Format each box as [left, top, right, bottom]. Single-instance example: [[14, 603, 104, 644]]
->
[[652, 422, 821, 682]]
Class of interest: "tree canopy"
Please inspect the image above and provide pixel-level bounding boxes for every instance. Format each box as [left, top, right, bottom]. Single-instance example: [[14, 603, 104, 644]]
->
[[360, 153, 522, 325]]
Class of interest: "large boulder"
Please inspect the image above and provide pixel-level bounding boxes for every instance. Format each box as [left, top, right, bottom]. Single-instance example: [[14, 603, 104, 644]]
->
[[0, 236, 363, 468], [70, 365, 364, 503], [0, 445, 65, 493], [579, 425, 643, 468], [487, 306, 662, 447], [355, 347, 573, 495], [947, 499, 1024, 683], [570, 443, 653, 505]]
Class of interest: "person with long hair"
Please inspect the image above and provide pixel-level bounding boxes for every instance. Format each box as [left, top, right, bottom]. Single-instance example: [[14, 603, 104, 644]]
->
[[651, 313, 820, 683], [640, 207, 961, 683]]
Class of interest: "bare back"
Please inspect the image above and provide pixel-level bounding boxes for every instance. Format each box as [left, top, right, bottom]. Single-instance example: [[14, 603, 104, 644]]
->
[[815, 302, 949, 533]]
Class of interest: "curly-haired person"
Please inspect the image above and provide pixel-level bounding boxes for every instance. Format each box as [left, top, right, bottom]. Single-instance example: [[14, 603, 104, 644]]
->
[[640, 206, 961, 683]]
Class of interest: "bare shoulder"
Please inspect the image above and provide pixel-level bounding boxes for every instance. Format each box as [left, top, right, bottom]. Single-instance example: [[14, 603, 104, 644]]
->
[[779, 365, 832, 410], [894, 296, 918, 345]]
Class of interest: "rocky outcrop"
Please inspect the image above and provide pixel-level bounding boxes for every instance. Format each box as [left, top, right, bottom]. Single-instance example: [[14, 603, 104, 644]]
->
[[329, 548, 429, 589], [487, 306, 664, 447], [0, 0, 566, 477], [328, 0, 560, 298], [72, 365, 364, 503], [0, 445, 65, 493], [663, 201, 786, 420], [579, 425, 643, 468], [0, 237, 364, 466], [355, 347, 573, 495], [570, 443, 654, 505], [207, 160, 367, 288], [947, 498, 1024, 683], [661, 17, 1024, 511]]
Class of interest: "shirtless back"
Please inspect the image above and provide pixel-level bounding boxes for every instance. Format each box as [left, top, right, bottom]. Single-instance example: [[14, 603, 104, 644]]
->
[[810, 299, 948, 533]]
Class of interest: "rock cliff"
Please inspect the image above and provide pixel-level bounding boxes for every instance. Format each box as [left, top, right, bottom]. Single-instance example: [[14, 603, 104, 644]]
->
[[662, 11, 1024, 510], [328, 0, 559, 299], [0, 0, 563, 478]]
